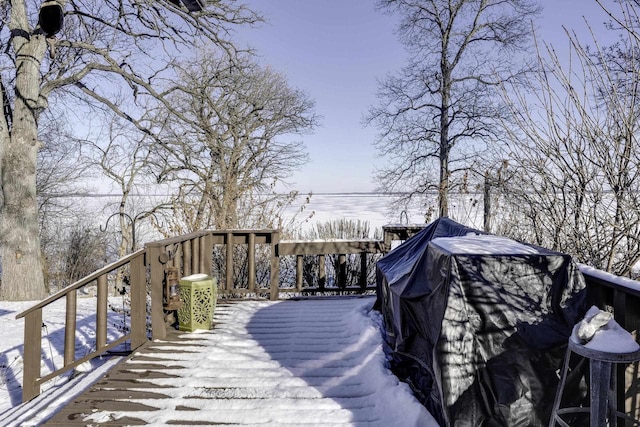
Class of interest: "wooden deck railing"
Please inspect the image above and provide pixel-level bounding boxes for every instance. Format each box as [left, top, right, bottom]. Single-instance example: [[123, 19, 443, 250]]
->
[[277, 239, 384, 293], [15, 249, 147, 402], [16, 228, 402, 402], [580, 264, 640, 333], [143, 230, 281, 340], [15, 225, 640, 407], [579, 264, 640, 422]]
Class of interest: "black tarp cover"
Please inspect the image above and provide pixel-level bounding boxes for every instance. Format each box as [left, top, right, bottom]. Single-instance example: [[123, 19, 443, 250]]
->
[[375, 218, 588, 426]]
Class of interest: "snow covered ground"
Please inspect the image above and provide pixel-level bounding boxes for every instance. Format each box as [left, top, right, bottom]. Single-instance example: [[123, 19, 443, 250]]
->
[[0, 296, 437, 426], [0, 296, 128, 426]]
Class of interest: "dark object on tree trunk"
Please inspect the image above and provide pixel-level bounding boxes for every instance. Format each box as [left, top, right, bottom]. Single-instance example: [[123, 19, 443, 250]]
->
[[168, 0, 205, 12], [181, 0, 204, 12], [39, 0, 64, 38]]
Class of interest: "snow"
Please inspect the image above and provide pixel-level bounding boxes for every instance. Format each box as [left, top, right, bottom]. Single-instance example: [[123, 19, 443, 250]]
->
[[430, 234, 542, 255], [0, 296, 127, 426], [180, 273, 210, 281], [0, 296, 437, 426], [579, 264, 640, 294], [571, 305, 640, 354]]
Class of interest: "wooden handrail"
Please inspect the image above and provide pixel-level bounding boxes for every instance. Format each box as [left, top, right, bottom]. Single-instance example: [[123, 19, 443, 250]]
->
[[16, 248, 146, 320], [144, 230, 212, 248], [278, 239, 384, 255]]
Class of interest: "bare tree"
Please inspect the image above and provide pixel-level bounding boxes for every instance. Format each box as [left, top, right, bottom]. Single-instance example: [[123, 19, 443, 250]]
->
[[0, 0, 260, 300], [496, 3, 640, 276], [37, 109, 91, 291], [153, 52, 318, 233], [366, 0, 540, 218], [62, 222, 108, 285], [37, 110, 87, 226], [87, 113, 168, 255]]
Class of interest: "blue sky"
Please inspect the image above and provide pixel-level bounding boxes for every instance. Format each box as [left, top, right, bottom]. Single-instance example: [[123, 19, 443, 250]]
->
[[235, 1, 613, 194]]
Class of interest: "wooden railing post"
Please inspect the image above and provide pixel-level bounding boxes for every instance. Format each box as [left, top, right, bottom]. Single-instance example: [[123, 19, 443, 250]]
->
[[64, 290, 77, 366], [147, 244, 167, 340], [383, 229, 393, 253], [270, 231, 280, 300], [22, 309, 42, 402], [96, 275, 108, 350], [130, 252, 147, 349]]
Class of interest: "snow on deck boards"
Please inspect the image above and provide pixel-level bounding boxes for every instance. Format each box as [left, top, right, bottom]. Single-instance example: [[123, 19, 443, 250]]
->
[[43, 297, 435, 426]]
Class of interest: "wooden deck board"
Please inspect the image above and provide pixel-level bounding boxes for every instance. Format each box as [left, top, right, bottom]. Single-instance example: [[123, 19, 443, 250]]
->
[[71, 389, 171, 400], [46, 414, 148, 426], [42, 327, 195, 425], [41, 298, 414, 426]]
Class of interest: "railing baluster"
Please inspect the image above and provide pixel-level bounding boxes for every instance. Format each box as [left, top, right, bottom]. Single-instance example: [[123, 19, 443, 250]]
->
[[270, 231, 280, 300], [96, 275, 108, 350], [338, 254, 347, 289], [173, 242, 182, 271], [192, 237, 199, 274], [360, 252, 367, 290], [248, 232, 256, 292], [200, 235, 211, 273], [296, 255, 304, 292], [226, 232, 234, 291], [613, 288, 627, 425], [319, 255, 326, 291], [22, 308, 42, 402], [183, 241, 192, 277], [64, 290, 77, 366], [613, 288, 626, 329]]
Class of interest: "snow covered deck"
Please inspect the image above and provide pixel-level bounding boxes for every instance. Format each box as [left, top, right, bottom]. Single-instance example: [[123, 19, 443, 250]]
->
[[43, 297, 435, 426]]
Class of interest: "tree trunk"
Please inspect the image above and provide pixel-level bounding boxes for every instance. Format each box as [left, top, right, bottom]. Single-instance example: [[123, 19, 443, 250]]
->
[[0, 29, 47, 300], [438, 149, 449, 218], [438, 69, 451, 218], [484, 170, 492, 232]]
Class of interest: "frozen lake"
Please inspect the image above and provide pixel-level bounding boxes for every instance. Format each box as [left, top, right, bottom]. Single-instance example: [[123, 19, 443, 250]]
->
[[293, 192, 485, 231], [61, 192, 486, 242]]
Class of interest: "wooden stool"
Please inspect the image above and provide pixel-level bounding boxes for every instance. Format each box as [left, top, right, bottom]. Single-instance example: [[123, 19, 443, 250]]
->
[[550, 338, 640, 427]]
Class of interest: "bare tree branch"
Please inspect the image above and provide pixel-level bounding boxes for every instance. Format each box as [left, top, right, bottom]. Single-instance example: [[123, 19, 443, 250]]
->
[[367, 0, 540, 218]]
